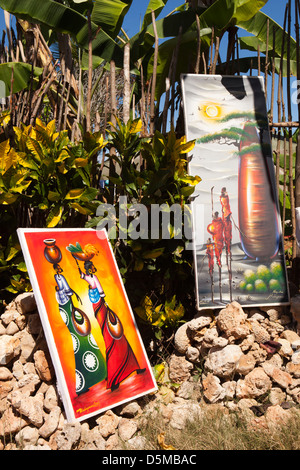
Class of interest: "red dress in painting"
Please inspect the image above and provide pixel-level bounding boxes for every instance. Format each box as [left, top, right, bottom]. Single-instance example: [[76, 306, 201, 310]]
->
[[220, 188, 232, 254], [80, 268, 145, 391], [93, 298, 143, 391]]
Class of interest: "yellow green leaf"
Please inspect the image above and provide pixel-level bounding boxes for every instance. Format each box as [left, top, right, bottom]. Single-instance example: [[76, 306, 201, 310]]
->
[[10, 279, 24, 289], [55, 149, 69, 162], [17, 261, 27, 272], [153, 363, 165, 383], [35, 118, 46, 130], [142, 247, 165, 259], [46, 120, 56, 136], [0, 140, 14, 173], [6, 246, 19, 261], [180, 175, 201, 185], [129, 118, 142, 134], [13, 126, 23, 142], [46, 205, 63, 227], [48, 191, 61, 202], [0, 110, 10, 126], [165, 303, 185, 323], [10, 180, 31, 194], [134, 295, 153, 322], [52, 132, 60, 141], [65, 188, 85, 199], [57, 162, 67, 174], [70, 202, 92, 215], [26, 138, 43, 162], [177, 139, 196, 154], [75, 158, 89, 167], [134, 258, 144, 271], [0, 192, 19, 204], [16, 154, 39, 170]]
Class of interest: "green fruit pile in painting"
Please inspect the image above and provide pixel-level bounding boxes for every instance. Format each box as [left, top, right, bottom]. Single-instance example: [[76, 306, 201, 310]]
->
[[239, 263, 285, 294]]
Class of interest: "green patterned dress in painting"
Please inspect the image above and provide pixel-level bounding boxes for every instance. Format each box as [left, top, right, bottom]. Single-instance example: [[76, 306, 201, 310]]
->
[[54, 273, 107, 395]]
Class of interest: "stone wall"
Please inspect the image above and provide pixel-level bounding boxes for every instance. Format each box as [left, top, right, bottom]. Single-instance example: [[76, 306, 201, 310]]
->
[[1, 292, 300, 450]]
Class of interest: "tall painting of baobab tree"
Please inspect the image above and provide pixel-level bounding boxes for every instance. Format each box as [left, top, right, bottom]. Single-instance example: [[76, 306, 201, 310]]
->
[[181, 74, 289, 310]]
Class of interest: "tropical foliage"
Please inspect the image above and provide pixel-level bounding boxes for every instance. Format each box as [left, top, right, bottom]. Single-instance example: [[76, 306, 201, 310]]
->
[[0, 115, 106, 305], [87, 118, 199, 333]]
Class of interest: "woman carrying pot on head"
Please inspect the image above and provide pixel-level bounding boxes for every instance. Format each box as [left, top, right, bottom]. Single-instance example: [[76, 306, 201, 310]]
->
[[44, 239, 107, 396], [76, 257, 145, 392]]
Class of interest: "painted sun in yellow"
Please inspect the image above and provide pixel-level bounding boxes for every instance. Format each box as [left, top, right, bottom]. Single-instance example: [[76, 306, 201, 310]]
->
[[198, 102, 223, 121]]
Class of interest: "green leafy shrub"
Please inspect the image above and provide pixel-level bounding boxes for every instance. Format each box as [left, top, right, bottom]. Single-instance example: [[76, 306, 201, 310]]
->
[[88, 118, 201, 335], [0, 115, 107, 309]]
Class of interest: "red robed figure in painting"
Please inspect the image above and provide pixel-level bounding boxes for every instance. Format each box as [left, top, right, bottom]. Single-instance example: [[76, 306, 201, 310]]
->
[[207, 212, 224, 267], [220, 187, 232, 257], [67, 243, 145, 392], [81, 261, 145, 391]]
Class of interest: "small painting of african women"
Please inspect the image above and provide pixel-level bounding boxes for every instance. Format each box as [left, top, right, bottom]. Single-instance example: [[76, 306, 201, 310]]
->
[[18, 228, 157, 422]]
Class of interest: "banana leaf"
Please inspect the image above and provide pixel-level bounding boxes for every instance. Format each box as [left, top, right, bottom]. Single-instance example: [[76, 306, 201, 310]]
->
[[0, 0, 124, 66], [0, 62, 43, 97], [233, 0, 269, 23], [91, 0, 133, 38], [130, 8, 206, 63], [141, 0, 169, 30], [141, 0, 270, 101], [239, 37, 298, 77], [216, 56, 298, 78], [238, 10, 298, 61]]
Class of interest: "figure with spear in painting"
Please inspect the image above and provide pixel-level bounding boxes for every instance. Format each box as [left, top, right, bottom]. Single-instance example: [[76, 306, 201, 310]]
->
[[207, 188, 224, 302], [220, 187, 233, 301], [67, 242, 145, 392]]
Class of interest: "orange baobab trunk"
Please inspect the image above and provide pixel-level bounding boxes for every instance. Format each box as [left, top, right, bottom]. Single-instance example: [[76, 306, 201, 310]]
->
[[238, 123, 280, 261]]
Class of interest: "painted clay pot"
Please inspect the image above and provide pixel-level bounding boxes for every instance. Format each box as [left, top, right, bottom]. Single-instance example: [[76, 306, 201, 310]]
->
[[43, 239, 62, 264], [71, 251, 95, 262]]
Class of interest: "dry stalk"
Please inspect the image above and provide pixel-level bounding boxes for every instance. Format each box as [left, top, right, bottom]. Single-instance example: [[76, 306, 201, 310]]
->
[[123, 42, 131, 124], [150, 10, 159, 135]]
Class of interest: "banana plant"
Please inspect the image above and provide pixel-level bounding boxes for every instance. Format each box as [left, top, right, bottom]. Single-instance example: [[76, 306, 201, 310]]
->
[[0, 0, 279, 92], [87, 118, 199, 326], [0, 62, 43, 98], [137, 0, 295, 102], [0, 0, 130, 67], [2, 0, 296, 124]]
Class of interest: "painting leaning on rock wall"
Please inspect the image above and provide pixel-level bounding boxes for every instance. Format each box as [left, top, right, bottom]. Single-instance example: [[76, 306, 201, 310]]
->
[[17, 228, 157, 423], [181, 74, 289, 310]]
